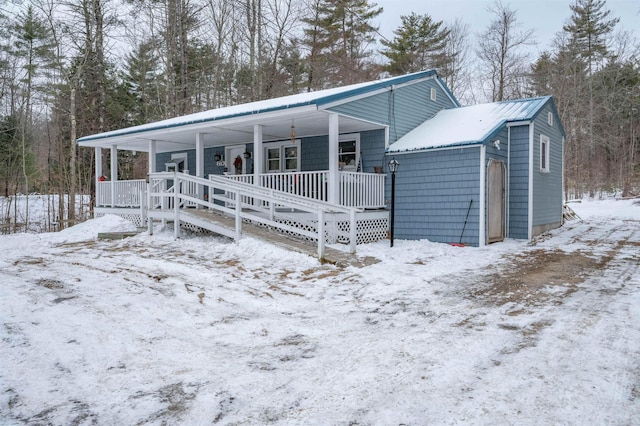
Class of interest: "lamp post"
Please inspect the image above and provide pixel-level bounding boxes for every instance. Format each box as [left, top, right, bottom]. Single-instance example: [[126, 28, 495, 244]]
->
[[388, 158, 399, 247]]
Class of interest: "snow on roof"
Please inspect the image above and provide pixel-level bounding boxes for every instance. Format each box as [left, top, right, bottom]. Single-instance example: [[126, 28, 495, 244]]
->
[[388, 96, 551, 153], [78, 70, 442, 144]]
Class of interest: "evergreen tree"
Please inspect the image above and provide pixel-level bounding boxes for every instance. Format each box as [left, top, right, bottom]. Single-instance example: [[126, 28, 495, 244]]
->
[[563, 0, 619, 195], [302, 0, 382, 88], [121, 39, 164, 125], [380, 12, 450, 76]]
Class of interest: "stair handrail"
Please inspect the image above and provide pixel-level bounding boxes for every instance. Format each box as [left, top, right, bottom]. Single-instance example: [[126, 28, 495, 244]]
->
[[147, 172, 362, 257]]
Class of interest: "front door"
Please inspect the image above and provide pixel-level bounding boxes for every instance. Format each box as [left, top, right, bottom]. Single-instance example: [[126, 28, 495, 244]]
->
[[487, 159, 505, 243], [226, 145, 246, 176]]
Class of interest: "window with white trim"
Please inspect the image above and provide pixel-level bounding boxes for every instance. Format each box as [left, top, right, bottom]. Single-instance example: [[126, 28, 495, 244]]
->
[[265, 140, 300, 172], [548, 111, 553, 126], [339, 134, 361, 171], [540, 135, 550, 173], [430, 87, 437, 101]]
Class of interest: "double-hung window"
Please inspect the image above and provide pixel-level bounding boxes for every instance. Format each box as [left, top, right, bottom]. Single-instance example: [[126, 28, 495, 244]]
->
[[338, 134, 360, 171], [265, 140, 299, 173]]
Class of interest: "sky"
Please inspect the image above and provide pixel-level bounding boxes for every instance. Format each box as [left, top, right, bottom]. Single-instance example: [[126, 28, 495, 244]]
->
[[374, 0, 640, 56]]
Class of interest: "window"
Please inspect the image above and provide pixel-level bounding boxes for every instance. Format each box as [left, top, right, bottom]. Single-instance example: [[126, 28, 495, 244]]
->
[[166, 153, 188, 172], [430, 87, 437, 101], [548, 111, 553, 126], [265, 140, 299, 173], [540, 135, 550, 173], [339, 134, 360, 171]]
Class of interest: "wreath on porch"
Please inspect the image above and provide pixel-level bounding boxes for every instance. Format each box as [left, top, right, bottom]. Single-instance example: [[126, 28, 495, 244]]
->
[[233, 155, 243, 170]]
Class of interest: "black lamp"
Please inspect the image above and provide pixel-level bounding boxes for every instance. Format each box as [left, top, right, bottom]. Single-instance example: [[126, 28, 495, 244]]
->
[[388, 158, 399, 247], [244, 150, 252, 159], [214, 153, 222, 162]]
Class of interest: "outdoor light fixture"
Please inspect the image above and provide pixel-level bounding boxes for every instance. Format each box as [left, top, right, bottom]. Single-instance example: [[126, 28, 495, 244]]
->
[[214, 153, 222, 162], [388, 158, 399, 247], [290, 120, 296, 142], [493, 139, 501, 150], [243, 150, 252, 159]]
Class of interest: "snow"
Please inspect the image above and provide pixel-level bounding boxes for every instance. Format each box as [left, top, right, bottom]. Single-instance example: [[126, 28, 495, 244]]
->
[[388, 97, 550, 152], [1, 198, 639, 424]]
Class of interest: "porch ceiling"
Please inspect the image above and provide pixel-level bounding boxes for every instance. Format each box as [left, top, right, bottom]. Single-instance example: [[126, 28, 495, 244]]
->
[[80, 109, 385, 153]]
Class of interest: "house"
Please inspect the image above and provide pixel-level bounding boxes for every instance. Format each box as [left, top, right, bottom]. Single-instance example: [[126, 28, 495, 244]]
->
[[77, 70, 564, 255]]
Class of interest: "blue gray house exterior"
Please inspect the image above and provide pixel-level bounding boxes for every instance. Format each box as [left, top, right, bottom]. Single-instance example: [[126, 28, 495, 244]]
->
[[387, 96, 565, 246], [78, 70, 565, 248]]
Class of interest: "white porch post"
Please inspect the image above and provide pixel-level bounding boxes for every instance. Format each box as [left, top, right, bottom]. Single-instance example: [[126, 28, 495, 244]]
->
[[95, 147, 102, 205], [148, 140, 156, 175], [328, 113, 340, 205], [196, 133, 204, 206], [147, 140, 157, 235], [253, 124, 263, 186], [110, 145, 117, 207]]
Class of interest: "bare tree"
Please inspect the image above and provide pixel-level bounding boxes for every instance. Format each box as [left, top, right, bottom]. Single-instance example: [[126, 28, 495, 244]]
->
[[476, 0, 534, 102], [442, 18, 472, 103]]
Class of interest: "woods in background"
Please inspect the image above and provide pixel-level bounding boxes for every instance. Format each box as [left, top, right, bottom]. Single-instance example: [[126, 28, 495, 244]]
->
[[0, 0, 638, 232]]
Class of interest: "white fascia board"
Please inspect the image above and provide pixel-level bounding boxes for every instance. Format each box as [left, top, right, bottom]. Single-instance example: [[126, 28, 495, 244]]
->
[[78, 104, 319, 148], [318, 76, 437, 111]]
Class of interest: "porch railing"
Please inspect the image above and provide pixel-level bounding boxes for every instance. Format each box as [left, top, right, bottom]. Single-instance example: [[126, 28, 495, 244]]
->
[[340, 171, 385, 208], [96, 170, 385, 209], [225, 170, 384, 209], [149, 172, 363, 257], [97, 179, 146, 207]]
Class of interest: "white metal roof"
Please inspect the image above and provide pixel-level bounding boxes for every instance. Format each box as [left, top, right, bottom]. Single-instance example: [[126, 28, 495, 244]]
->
[[77, 70, 451, 153], [387, 96, 552, 153]]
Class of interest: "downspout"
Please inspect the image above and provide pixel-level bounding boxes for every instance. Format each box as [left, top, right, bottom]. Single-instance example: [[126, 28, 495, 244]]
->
[[479, 144, 486, 247]]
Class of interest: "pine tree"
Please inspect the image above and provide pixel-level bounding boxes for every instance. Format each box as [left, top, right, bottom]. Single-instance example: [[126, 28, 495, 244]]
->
[[380, 12, 450, 76], [563, 0, 619, 196], [302, 0, 383, 88]]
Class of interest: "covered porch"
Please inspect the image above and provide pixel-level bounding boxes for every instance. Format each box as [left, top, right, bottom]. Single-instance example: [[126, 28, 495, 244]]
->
[[81, 104, 391, 253]]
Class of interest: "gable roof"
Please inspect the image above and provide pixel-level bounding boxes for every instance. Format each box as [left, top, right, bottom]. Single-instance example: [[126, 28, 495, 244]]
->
[[78, 69, 457, 149], [387, 96, 558, 153]]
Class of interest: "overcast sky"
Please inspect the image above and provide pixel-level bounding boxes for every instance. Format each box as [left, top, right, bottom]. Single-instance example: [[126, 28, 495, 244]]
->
[[373, 0, 640, 55]]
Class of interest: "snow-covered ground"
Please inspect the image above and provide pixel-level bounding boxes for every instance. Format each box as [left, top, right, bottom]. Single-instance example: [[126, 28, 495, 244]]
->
[[0, 194, 91, 233], [1, 198, 639, 424]]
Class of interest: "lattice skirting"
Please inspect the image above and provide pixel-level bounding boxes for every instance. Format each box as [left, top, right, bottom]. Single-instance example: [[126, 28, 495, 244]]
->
[[94, 208, 145, 227], [271, 210, 388, 245], [96, 207, 389, 245]]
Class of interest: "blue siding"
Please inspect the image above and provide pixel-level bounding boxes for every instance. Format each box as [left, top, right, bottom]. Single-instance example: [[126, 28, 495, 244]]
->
[[329, 79, 456, 144], [508, 125, 530, 239], [301, 136, 328, 171], [392, 147, 481, 246], [532, 103, 563, 231], [360, 129, 386, 173], [299, 129, 386, 173]]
